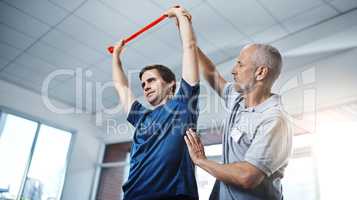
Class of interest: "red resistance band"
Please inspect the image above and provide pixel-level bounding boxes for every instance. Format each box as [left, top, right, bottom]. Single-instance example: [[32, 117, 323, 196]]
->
[[107, 14, 168, 54]]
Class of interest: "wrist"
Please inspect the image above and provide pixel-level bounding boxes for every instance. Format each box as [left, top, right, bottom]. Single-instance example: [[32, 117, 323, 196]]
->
[[113, 51, 120, 59], [176, 14, 190, 21], [196, 157, 207, 167]]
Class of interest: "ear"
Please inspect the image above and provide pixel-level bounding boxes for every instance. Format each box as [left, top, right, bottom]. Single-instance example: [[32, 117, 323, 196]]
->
[[255, 66, 269, 81], [168, 81, 176, 93]]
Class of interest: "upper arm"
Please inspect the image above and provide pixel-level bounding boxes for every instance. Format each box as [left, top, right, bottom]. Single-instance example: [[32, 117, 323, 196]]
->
[[112, 55, 136, 114], [244, 117, 292, 177], [197, 47, 227, 96], [114, 85, 136, 114]]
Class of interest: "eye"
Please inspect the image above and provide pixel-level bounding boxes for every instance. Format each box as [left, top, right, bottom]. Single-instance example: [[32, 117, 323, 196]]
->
[[236, 60, 242, 67], [147, 78, 156, 83], [141, 82, 145, 88]]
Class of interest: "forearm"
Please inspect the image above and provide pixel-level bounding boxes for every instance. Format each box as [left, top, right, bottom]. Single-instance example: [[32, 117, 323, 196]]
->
[[177, 15, 199, 85], [112, 56, 129, 88], [197, 159, 263, 189], [112, 55, 134, 112]]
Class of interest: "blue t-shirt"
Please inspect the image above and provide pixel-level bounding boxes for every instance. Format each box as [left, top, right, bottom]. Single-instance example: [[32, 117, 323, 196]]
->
[[123, 79, 200, 200]]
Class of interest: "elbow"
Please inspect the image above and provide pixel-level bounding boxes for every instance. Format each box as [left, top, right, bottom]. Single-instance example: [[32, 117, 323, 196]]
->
[[239, 174, 263, 189], [183, 40, 197, 50]]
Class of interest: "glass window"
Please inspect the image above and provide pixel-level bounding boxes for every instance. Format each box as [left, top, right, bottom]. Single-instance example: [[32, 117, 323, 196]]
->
[[0, 113, 38, 199], [0, 111, 72, 200], [282, 156, 317, 200], [23, 125, 72, 200]]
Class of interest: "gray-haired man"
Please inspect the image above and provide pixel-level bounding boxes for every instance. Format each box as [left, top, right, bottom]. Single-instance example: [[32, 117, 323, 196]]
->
[[184, 44, 293, 200]]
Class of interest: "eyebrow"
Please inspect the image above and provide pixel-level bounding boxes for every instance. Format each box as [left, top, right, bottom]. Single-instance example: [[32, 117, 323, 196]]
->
[[141, 77, 156, 88]]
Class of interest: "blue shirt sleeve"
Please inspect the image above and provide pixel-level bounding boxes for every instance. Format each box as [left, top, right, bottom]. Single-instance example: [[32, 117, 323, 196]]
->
[[174, 78, 200, 103], [127, 100, 148, 127], [173, 79, 200, 129]]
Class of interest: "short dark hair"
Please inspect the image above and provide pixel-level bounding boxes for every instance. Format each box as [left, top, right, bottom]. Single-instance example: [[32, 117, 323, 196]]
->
[[139, 64, 176, 93]]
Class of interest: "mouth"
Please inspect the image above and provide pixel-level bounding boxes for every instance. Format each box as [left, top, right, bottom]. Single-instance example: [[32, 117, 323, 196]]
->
[[146, 91, 154, 97]]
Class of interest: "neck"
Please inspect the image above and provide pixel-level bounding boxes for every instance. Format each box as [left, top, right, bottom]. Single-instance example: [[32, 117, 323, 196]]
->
[[243, 86, 272, 108], [155, 94, 173, 107]]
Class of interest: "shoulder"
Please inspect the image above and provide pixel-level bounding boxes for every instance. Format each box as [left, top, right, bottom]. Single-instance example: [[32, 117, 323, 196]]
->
[[257, 96, 291, 130]]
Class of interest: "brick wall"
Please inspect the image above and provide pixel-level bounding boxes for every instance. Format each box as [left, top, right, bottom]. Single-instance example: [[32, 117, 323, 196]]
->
[[96, 142, 131, 200]]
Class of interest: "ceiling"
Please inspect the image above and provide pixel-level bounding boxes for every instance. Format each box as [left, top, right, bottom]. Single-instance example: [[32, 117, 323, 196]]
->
[[1, 0, 357, 118]]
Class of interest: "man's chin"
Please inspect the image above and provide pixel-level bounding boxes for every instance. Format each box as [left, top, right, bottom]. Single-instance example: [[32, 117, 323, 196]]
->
[[234, 83, 242, 92], [147, 97, 159, 106]]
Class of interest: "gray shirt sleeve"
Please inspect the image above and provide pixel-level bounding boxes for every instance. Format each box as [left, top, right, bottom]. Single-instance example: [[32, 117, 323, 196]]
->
[[222, 82, 240, 109], [244, 117, 292, 177]]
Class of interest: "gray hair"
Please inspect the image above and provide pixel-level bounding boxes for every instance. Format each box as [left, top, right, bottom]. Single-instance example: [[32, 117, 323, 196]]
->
[[250, 43, 282, 82]]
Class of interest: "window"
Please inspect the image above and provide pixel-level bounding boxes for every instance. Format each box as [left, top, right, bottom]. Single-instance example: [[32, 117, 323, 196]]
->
[[95, 142, 131, 200], [196, 144, 222, 200], [282, 134, 318, 200], [0, 111, 72, 200]]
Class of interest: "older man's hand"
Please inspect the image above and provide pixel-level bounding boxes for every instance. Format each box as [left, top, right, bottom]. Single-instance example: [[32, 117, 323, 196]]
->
[[184, 128, 207, 165]]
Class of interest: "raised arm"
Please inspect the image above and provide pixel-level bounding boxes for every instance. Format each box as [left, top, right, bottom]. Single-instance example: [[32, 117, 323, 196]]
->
[[112, 39, 135, 114], [197, 47, 227, 97], [165, 6, 199, 86]]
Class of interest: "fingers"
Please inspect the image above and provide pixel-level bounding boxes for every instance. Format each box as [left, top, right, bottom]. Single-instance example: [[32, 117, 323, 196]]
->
[[118, 38, 125, 47], [164, 5, 192, 22], [113, 38, 125, 55], [185, 128, 202, 149], [164, 6, 178, 18], [185, 128, 206, 165], [182, 12, 192, 22], [184, 135, 192, 149]]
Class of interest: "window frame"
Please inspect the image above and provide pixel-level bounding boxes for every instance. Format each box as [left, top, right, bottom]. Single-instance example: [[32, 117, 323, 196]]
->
[[0, 106, 75, 199], [91, 140, 132, 200]]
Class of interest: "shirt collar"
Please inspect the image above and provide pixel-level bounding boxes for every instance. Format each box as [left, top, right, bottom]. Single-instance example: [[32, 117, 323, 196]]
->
[[240, 94, 281, 113]]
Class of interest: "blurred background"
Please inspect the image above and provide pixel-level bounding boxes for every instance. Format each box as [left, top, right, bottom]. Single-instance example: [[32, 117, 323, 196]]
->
[[1, 0, 357, 199]]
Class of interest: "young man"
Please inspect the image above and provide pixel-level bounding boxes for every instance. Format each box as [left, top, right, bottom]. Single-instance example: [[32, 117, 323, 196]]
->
[[112, 6, 199, 200], [184, 44, 292, 200]]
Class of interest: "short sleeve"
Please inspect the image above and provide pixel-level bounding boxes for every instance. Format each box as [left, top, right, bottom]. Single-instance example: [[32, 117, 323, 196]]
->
[[173, 79, 200, 127], [127, 100, 148, 127], [175, 78, 200, 100], [222, 82, 240, 109], [174, 78, 200, 109], [244, 117, 292, 177]]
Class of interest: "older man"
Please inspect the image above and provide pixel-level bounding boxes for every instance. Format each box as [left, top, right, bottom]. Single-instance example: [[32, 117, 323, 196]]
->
[[185, 44, 292, 200]]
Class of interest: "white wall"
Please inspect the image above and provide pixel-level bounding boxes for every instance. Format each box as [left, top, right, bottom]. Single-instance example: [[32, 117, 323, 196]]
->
[[276, 47, 357, 114], [0, 80, 103, 200]]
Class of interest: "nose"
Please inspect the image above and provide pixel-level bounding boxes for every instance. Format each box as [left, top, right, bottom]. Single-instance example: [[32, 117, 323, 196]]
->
[[144, 83, 150, 92], [231, 65, 237, 75]]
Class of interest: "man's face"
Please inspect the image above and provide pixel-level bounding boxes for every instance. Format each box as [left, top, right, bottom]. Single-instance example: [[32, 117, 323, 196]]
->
[[231, 45, 257, 93], [141, 69, 173, 106]]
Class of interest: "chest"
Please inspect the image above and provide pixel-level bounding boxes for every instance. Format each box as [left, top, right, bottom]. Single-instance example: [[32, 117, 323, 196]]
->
[[227, 109, 264, 146]]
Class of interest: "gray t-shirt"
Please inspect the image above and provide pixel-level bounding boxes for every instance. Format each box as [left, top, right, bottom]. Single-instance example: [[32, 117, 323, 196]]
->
[[215, 83, 293, 200]]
